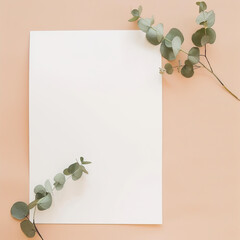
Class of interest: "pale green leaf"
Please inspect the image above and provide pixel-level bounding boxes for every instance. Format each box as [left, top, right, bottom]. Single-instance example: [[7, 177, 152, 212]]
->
[[165, 28, 184, 48], [172, 36, 181, 57], [137, 17, 154, 32], [34, 185, 46, 195], [44, 179, 52, 194], [160, 40, 176, 61], [196, 1, 207, 12], [188, 47, 200, 64], [37, 193, 52, 211], [54, 173, 66, 185]]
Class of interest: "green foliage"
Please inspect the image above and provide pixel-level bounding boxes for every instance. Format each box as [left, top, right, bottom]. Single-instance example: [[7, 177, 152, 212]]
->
[[138, 17, 154, 32], [128, 6, 142, 22], [10, 157, 92, 238], [181, 60, 194, 78], [37, 193, 52, 211], [128, 1, 218, 80], [165, 28, 184, 48], [11, 202, 29, 220], [188, 47, 200, 64], [196, 10, 215, 28], [54, 173, 66, 190], [164, 63, 173, 74], [146, 24, 164, 45], [20, 220, 36, 238], [196, 1, 207, 12], [192, 27, 216, 47]]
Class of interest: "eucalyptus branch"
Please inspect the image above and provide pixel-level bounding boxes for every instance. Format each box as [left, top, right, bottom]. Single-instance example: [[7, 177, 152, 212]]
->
[[10, 157, 92, 238], [128, 2, 239, 101]]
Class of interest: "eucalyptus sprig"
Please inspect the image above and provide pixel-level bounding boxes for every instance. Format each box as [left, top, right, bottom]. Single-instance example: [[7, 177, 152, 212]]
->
[[10, 157, 91, 239], [129, 2, 239, 101]]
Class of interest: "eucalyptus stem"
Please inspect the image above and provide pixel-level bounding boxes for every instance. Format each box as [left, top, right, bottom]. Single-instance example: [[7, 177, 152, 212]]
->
[[181, 47, 240, 100], [33, 207, 44, 240]]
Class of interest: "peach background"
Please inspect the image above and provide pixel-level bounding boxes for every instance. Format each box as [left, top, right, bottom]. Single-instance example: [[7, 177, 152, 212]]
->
[[0, 0, 240, 239]]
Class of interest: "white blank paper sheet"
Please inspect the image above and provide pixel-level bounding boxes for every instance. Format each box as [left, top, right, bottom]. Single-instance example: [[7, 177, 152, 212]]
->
[[29, 30, 162, 224]]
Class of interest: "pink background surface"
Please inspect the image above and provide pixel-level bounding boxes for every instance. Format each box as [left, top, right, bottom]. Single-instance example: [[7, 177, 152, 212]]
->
[[0, 0, 239, 239]]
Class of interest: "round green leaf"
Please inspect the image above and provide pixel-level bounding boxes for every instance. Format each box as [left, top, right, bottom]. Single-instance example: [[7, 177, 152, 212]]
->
[[72, 168, 83, 181], [181, 60, 194, 78], [131, 9, 139, 17], [188, 47, 200, 64], [206, 28, 216, 44], [196, 10, 215, 28], [20, 220, 36, 238], [196, 2, 207, 12], [164, 63, 173, 74], [63, 168, 71, 175], [68, 162, 80, 174], [165, 28, 184, 48], [137, 17, 154, 32], [201, 35, 210, 46], [192, 28, 205, 47], [146, 24, 163, 45], [160, 40, 176, 61], [54, 173, 66, 185], [172, 36, 181, 57], [37, 193, 52, 211], [34, 185, 46, 195], [11, 202, 29, 220]]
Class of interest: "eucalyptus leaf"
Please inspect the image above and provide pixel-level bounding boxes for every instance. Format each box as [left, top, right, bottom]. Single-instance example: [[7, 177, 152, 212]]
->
[[181, 60, 194, 78], [192, 28, 204, 46], [44, 179, 52, 194], [68, 162, 80, 174], [37, 193, 52, 211], [188, 47, 200, 64], [196, 10, 215, 28], [128, 16, 139, 22], [72, 168, 83, 181], [54, 173, 66, 185], [137, 17, 154, 32], [160, 40, 176, 61], [146, 27, 161, 45], [172, 36, 181, 57], [54, 182, 64, 191], [164, 63, 173, 74], [80, 165, 88, 174], [138, 5, 142, 15], [165, 28, 184, 48], [11, 202, 29, 220], [206, 28, 216, 44], [82, 161, 92, 165], [201, 34, 210, 46], [196, 1, 207, 12], [35, 192, 45, 200], [63, 168, 71, 175], [131, 9, 139, 17], [80, 157, 84, 164], [20, 220, 36, 238], [34, 185, 46, 195]]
